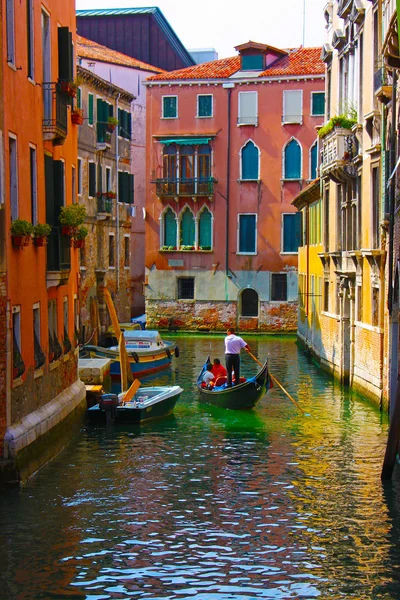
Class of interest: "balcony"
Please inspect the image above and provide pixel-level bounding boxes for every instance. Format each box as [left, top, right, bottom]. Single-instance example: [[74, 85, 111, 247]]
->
[[96, 122, 112, 151], [46, 227, 71, 288], [374, 67, 392, 103], [97, 195, 113, 219], [320, 128, 358, 182], [42, 83, 68, 145], [154, 178, 216, 199]]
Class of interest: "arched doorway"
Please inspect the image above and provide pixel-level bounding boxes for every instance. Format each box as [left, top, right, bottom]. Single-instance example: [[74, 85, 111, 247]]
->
[[241, 288, 258, 317]]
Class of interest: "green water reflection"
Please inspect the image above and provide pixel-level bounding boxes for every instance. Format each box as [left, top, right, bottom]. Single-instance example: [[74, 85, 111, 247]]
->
[[1, 334, 400, 600]]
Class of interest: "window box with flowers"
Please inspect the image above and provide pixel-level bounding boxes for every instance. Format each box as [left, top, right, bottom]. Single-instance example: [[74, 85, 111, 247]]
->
[[71, 108, 84, 125], [73, 225, 88, 248], [59, 203, 86, 236], [180, 245, 195, 251], [107, 116, 119, 133], [11, 219, 33, 248], [60, 76, 83, 98], [33, 223, 52, 247]]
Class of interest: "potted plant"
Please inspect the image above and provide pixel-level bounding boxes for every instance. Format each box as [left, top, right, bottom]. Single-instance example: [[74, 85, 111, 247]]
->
[[106, 191, 116, 199], [59, 203, 86, 235], [10, 219, 33, 247], [107, 116, 119, 132], [200, 245, 211, 251], [33, 223, 52, 246], [181, 245, 194, 251], [71, 108, 84, 125], [73, 225, 88, 248], [60, 76, 83, 98]]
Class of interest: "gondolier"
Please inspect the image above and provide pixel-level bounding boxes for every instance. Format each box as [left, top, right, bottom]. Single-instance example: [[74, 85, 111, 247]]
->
[[224, 327, 250, 387]]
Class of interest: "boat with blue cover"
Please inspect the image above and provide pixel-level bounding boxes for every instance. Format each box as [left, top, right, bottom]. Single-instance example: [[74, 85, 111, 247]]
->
[[81, 330, 179, 379]]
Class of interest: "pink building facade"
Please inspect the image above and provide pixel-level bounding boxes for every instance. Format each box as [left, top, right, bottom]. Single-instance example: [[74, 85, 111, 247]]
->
[[145, 42, 325, 332]]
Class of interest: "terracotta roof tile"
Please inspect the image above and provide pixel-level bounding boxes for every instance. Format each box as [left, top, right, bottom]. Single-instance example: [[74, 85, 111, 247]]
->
[[148, 46, 324, 81], [76, 35, 165, 74]]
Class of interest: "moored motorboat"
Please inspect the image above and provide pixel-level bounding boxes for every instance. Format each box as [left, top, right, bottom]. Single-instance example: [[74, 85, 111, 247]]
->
[[197, 355, 269, 410], [80, 330, 179, 379], [87, 385, 183, 424]]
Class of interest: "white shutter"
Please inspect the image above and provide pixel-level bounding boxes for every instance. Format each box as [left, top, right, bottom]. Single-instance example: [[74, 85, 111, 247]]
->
[[238, 92, 258, 125], [283, 91, 303, 123]]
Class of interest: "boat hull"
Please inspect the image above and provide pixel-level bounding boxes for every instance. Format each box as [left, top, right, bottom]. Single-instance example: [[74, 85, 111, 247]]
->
[[81, 341, 175, 379], [197, 356, 269, 410], [87, 386, 182, 424]]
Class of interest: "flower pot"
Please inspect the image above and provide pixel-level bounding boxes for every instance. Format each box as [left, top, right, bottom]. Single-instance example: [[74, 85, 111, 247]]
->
[[60, 81, 77, 97], [71, 112, 84, 125], [12, 235, 31, 248], [74, 239, 85, 249], [61, 226, 75, 236], [107, 124, 116, 133], [34, 236, 47, 247]]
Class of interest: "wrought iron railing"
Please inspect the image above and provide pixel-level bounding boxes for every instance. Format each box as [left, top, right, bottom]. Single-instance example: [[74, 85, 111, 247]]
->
[[47, 227, 71, 272], [63, 327, 72, 354], [13, 333, 25, 379], [34, 331, 46, 370], [154, 177, 216, 197], [42, 83, 68, 139]]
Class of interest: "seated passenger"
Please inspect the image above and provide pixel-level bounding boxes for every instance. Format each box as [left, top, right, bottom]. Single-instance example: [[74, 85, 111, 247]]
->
[[212, 358, 227, 379], [202, 364, 215, 388]]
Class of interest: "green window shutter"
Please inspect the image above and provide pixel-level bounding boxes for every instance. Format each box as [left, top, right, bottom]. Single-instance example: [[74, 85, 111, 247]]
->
[[163, 96, 177, 118], [242, 54, 264, 71], [310, 144, 318, 179], [164, 208, 177, 247], [181, 209, 195, 246], [128, 174, 134, 204], [118, 108, 122, 131], [45, 155, 55, 225], [58, 27, 72, 81], [242, 141, 259, 180], [109, 103, 113, 119], [199, 210, 212, 247], [239, 214, 256, 253], [89, 163, 96, 197], [284, 140, 301, 179], [88, 94, 94, 125], [283, 213, 301, 252], [76, 88, 81, 109], [127, 111, 132, 140], [119, 171, 129, 203], [97, 164, 103, 195], [198, 95, 212, 117], [312, 92, 325, 116], [53, 160, 64, 217]]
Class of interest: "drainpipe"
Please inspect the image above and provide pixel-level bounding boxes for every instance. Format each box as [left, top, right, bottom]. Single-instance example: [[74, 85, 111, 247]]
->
[[222, 83, 234, 276], [116, 93, 121, 292]]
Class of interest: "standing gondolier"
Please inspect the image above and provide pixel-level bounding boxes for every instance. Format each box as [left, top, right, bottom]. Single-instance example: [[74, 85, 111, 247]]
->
[[224, 327, 250, 387]]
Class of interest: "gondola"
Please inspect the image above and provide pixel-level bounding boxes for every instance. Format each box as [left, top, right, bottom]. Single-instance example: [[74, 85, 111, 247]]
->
[[197, 355, 270, 410]]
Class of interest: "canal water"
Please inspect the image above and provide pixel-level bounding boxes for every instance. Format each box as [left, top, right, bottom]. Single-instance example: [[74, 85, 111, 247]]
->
[[1, 334, 400, 600]]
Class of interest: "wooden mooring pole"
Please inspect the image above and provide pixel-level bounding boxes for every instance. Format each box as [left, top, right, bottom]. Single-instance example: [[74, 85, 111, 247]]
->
[[381, 382, 400, 480]]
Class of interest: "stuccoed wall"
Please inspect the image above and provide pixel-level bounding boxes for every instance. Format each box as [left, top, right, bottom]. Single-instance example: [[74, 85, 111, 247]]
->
[[145, 269, 298, 332]]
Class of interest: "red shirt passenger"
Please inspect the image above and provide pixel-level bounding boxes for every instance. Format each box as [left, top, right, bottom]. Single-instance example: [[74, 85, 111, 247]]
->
[[212, 358, 227, 379]]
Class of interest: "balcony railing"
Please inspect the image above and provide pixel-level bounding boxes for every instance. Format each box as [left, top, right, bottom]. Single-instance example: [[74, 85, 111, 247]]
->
[[47, 227, 71, 272], [42, 83, 68, 142], [154, 178, 216, 197], [97, 195, 113, 214], [320, 128, 358, 176]]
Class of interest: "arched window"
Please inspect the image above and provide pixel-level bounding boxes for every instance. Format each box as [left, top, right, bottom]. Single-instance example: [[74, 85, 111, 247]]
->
[[241, 288, 259, 317], [163, 207, 177, 248], [284, 139, 301, 180], [180, 207, 195, 247], [198, 144, 211, 181], [180, 145, 194, 180], [310, 142, 318, 180], [241, 141, 259, 180], [198, 207, 212, 248]]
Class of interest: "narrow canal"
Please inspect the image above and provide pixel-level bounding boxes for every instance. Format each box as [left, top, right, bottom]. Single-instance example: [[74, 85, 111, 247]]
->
[[1, 335, 400, 599]]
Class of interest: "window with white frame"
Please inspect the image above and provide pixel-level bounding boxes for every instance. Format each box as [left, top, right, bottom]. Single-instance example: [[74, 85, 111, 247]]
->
[[6, 0, 15, 65], [240, 140, 259, 180], [162, 96, 178, 119], [63, 296, 71, 353], [161, 207, 177, 248], [282, 90, 303, 124], [13, 305, 24, 378], [88, 93, 94, 126], [238, 91, 258, 126], [311, 92, 325, 116], [310, 141, 318, 180], [27, 0, 34, 79], [71, 165, 76, 204], [33, 303, 45, 370], [197, 95, 213, 118], [282, 213, 302, 253], [9, 135, 18, 221], [88, 161, 96, 197], [77, 158, 82, 196], [238, 213, 257, 254], [29, 145, 37, 224], [106, 166, 112, 192]]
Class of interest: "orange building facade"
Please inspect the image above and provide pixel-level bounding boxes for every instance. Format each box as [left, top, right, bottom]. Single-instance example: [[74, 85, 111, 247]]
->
[[0, 0, 85, 483], [145, 42, 325, 332]]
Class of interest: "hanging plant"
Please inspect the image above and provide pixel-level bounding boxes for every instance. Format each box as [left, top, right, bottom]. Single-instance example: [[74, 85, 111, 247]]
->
[[71, 108, 84, 125]]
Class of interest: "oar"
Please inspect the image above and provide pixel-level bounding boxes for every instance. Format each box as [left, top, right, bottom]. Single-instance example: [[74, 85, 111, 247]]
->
[[246, 350, 305, 415], [121, 378, 141, 405]]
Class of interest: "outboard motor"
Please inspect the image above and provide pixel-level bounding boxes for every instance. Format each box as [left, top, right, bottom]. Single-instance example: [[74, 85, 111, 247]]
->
[[99, 393, 119, 425]]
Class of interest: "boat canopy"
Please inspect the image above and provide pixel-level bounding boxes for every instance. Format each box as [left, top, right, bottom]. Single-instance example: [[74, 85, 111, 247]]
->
[[123, 330, 163, 343]]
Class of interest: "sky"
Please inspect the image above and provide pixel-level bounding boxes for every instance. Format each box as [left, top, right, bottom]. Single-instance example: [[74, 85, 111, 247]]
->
[[75, 0, 328, 59]]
